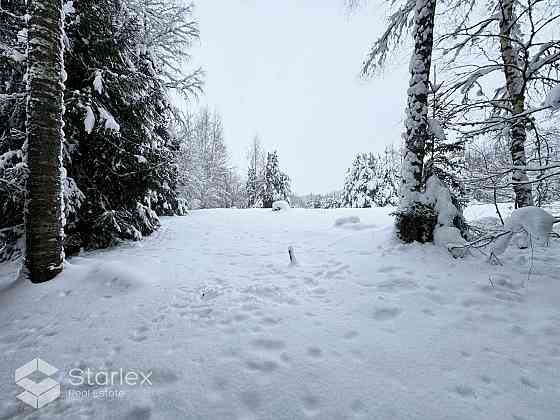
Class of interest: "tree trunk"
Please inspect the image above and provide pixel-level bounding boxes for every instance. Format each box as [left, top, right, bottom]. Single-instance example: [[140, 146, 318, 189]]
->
[[396, 0, 437, 242], [25, 0, 65, 282], [498, 0, 533, 208]]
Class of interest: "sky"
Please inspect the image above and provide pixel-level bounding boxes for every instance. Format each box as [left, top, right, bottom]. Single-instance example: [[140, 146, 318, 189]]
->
[[189, 0, 411, 195]]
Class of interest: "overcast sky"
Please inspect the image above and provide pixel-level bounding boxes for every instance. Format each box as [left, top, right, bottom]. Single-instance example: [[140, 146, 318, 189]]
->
[[190, 0, 410, 195]]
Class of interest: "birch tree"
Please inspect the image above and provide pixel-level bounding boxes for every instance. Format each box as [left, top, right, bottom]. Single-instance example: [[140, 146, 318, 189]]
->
[[498, 0, 533, 207], [436, 0, 560, 208], [25, 0, 65, 282]]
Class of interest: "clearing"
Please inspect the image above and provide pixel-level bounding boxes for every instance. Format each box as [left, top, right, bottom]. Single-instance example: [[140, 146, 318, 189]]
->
[[0, 206, 559, 419]]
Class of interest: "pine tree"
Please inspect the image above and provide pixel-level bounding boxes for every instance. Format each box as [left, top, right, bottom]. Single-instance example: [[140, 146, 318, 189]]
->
[[262, 151, 290, 208], [0, 0, 27, 261], [25, 0, 66, 282], [63, 0, 184, 248], [342, 153, 376, 208], [342, 148, 399, 208], [246, 166, 259, 207], [245, 135, 265, 208]]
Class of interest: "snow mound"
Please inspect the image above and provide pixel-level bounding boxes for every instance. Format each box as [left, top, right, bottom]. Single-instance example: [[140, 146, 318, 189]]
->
[[490, 207, 556, 256], [506, 206, 555, 241], [272, 200, 290, 211], [334, 216, 361, 226], [334, 216, 376, 231], [434, 226, 466, 248]]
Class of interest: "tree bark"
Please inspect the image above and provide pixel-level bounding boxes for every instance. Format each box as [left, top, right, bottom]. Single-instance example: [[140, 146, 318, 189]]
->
[[498, 0, 534, 208], [25, 0, 65, 282], [396, 0, 437, 242], [400, 0, 437, 203]]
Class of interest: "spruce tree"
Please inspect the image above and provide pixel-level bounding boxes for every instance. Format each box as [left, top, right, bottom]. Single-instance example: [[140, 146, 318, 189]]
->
[[63, 0, 184, 248], [262, 151, 290, 208], [0, 0, 27, 261]]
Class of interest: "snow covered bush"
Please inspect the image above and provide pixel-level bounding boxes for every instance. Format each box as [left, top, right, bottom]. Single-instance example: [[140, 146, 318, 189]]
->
[[395, 176, 467, 244]]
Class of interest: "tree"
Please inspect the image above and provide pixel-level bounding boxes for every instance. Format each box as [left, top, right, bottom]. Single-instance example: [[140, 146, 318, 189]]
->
[[359, 0, 466, 243], [262, 151, 290, 208], [246, 135, 266, 207], [342, 153, 378, 208], [0, 0, 27, 261], [63, 0, 186, 248], [25, 0, 66, 282], [436, 0, 560, 208], [342, 147, 400, 208], [394, 0, 439, 242], [126, 0, 203, 98], [176, 108, 239, 209], [498, 0, 533, 207]]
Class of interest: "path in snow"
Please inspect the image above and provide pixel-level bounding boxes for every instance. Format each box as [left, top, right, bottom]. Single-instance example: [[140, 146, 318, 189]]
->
[[0, 207, 559, 419]]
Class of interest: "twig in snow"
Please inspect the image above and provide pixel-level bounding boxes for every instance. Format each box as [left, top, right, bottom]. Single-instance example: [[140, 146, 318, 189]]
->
[[288, 246, 297, 266], [526, 233, 534, 286]]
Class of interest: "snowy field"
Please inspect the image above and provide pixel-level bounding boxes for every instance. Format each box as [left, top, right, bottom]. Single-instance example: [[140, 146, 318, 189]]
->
[[0, 205, 559, 420]]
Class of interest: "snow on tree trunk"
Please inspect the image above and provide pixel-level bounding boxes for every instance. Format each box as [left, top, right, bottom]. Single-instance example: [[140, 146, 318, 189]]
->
[[25, 0, 65, 282], [498, 0, 533, 208], [396, 0, 437, 243]]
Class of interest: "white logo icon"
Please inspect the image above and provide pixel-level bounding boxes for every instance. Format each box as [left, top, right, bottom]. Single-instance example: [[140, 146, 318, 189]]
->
[[15, 358, 60, 409]]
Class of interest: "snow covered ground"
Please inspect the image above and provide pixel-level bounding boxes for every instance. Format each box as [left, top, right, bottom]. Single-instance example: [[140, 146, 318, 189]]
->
[[1, 205, 559, 419]]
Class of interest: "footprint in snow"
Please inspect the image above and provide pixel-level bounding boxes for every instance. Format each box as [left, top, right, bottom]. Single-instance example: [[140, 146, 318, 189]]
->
[[377, 278, 418, 292], [251, 338, 286, 351], [453, 385, 477, 398], [520, 376, 540, 390], [302, 395, 320, 417], [130, 326, 149, 342], [372, 307, 402, 321], [376, 266, 400, 274], [307, 347, 322, 358], [245, 359, 278, 373], [343, 330, 359, 340]]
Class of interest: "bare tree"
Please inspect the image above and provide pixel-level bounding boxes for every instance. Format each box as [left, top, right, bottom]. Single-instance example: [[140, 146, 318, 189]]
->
[[25, 0, 65, 282], [127, 0, 203, 98]]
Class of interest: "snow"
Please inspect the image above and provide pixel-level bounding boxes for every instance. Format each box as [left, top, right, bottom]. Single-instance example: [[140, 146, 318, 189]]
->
[[84, 105, 95, 134], [334, 215, 361, 226], [272, 200, 290, 211], [428, 118, 445, 141], [93, 71, 103, 95], [98, 107, 120, 132], [544, 84, 560, 110], [505, 206, 556, 243], [1, 206, 559, 419], [135, 155, 148, 164]]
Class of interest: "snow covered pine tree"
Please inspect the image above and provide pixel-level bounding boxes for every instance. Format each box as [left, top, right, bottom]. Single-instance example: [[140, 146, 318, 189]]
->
[[63, 0, 186, 248], [0, 0, 27, 262], [262, 151, 290, 208], [24, 0, 66, 282], [342, 149, 399, 208]]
